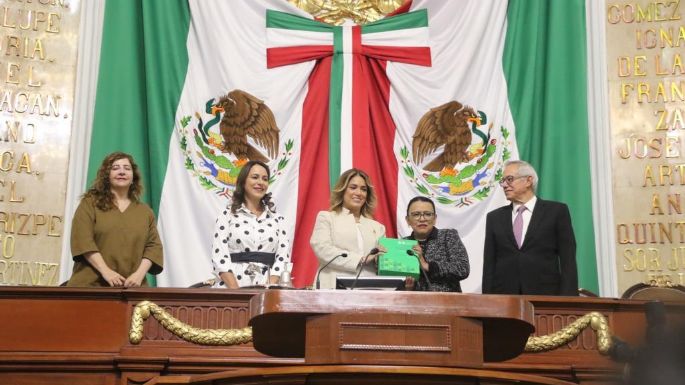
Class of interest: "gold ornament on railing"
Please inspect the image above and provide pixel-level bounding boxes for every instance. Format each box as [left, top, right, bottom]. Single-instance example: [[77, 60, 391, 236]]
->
[[130, 301, 612, 354], [524, 311, 612, 354], [129, 301, 252, 345], [288, 0, 405, 25]]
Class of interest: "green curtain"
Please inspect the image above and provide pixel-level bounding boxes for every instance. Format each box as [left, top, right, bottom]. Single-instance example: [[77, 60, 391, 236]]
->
[[89, 0, 190, 285], [89, 0, 190, 211], [504, 0, 599, 292]]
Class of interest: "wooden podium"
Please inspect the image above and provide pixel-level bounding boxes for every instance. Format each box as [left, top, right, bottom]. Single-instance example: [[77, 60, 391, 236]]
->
[[1, 286, 683, 385], [249, 289, 535, 367]]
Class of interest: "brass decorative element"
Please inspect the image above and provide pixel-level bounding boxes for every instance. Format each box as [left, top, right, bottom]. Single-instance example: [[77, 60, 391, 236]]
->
[[129, 302, 612, 353], [524, 312, 612, 354], [288, 0, 405, 25], [129, 301, 252, 345], [647, 275, 676, 288]]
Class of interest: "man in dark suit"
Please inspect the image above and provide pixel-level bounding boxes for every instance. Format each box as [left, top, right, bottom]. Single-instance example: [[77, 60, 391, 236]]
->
[[482, 160, 578, 296]]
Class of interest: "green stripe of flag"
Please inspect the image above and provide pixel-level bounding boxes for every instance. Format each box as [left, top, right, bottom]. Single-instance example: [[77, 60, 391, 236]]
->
[[504, 0, 599, 293], [266, 9, 332, 32], [90, 0, 191, 286], [361, 9, 428, 34], [90, 0, 190, 213], [328, 26, 343, 186]]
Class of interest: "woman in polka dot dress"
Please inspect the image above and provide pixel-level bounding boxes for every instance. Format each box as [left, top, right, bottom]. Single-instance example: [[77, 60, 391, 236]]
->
[[211, 160, 291, 288]]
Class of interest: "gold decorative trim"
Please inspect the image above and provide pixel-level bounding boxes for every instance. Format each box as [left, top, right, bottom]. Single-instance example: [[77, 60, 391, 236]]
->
[[129, 302, 611, 353], [288, 0, 405, 25], [524, 311, 612, 354], [647, 275, 677, 288], [129, 301, 252, 345]]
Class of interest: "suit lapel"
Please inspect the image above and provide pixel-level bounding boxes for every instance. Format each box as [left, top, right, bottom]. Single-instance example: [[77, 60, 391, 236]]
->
[[503, 204, 518, 248], [522, 199, 545, 248]]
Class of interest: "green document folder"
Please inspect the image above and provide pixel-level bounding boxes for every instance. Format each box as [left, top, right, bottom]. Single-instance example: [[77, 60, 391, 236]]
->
[[377, 237, 420, 279]]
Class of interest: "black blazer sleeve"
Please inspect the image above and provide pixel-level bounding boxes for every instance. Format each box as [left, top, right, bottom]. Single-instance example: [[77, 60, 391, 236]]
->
[[557, 203, 578, 295], [482, 211, 496, 294], [428, 228, 470, 282]]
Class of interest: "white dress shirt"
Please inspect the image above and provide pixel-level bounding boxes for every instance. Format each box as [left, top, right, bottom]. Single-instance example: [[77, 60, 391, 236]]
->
[[511, 196, 537, 245]]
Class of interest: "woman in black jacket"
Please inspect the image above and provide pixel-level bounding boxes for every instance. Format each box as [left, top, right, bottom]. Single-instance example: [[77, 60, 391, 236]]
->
[[404, 196, 469, 292]]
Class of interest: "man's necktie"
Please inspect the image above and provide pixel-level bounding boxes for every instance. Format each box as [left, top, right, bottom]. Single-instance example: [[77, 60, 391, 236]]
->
[[513, 205, 526, 249]]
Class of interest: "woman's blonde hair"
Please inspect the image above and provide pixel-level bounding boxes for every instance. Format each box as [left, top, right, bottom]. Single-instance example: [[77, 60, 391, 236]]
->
[[329, 168, 376, 218]]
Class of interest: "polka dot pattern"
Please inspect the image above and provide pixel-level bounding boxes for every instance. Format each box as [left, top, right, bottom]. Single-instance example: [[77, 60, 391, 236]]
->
[[211, 204, 291, 288]]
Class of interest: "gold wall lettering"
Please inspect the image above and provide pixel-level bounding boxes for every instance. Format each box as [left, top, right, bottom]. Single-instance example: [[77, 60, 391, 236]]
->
[[608, 1, 685, 293], [0, 0, 78, 286]]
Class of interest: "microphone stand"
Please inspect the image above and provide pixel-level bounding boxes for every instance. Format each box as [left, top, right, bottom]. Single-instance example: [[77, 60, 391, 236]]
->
[[407, 249, 432, 291], [315, 252, 347, 289], [349, 264, 364, 290], [350, 248, 379, 290]]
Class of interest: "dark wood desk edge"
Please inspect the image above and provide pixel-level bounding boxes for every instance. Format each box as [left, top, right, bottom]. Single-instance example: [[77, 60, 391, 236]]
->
[[248, 290, 537, 320], [0, 286, 676, 309], [164, 364, 578, 385]]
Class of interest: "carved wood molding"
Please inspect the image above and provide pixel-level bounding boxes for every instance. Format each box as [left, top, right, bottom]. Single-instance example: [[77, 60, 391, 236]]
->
[[338, 321, 452, 352]]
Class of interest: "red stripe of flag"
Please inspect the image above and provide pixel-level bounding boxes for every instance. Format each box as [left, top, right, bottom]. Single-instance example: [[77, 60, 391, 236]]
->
[[363, 46, 431, 67], [351, 27, 399, 238], [291, 57, 333, 288], [267, 46, 333, 68]]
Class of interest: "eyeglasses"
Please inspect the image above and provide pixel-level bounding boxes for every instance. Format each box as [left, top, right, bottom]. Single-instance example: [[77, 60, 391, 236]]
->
[[499, 175, 528, 186], [409, 211, 435, 219]]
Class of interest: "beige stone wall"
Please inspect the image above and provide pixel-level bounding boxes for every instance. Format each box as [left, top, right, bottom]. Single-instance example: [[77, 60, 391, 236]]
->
[[607, 1, 685, 291], [0, 0, 80, 286]]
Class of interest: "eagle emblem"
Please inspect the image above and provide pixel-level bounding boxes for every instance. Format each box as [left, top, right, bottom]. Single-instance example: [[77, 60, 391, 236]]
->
[[177, 90, 294, 199], [413, 101, 484, 172], [399, 101, 512, 207], [216, 90, 279, 163]]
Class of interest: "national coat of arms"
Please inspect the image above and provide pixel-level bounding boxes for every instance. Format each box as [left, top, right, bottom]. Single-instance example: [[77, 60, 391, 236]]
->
[[178, 89, 294, 199], [400, 100, 512, 207]]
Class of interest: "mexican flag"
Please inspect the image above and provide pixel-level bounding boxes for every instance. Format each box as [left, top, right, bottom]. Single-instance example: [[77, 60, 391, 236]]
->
[[82, 0, 598, 292]]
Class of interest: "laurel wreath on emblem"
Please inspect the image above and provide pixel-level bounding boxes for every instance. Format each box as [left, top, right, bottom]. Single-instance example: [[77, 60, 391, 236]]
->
[[177, 90, 294, 199], [400, 100, 512, 207]]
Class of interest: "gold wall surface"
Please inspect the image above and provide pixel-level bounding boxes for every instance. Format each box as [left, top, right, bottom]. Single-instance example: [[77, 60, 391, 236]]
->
[[607, 1, 685, 292], [0, 0, 80, 286]]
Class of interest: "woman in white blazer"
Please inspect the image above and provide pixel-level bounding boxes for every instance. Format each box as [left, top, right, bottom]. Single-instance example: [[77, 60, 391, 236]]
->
[[310, 168, 386, 289]]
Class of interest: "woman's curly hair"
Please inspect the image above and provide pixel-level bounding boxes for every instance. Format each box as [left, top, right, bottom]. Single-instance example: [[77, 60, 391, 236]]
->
[[230, 160, 274, 214], [84, 152, 142, 211]]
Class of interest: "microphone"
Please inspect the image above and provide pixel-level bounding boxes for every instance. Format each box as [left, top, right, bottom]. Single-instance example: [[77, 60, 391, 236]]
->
[[315, 252, 347, 289], [350, 248, 380, 290], [356, 247, 380, 268], [407, 249, 432, 291]]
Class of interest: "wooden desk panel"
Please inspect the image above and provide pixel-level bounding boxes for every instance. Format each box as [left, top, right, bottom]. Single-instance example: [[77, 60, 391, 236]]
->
[[0, 287, 681, 385], [1, 297, 126, 352]]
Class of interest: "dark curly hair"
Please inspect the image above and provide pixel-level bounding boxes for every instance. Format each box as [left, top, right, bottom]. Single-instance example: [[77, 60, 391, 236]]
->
[[230, 160, 274, 214], [84, 152, 142, 211]]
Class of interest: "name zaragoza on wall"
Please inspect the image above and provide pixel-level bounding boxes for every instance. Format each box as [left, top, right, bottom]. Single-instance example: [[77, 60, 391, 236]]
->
[[607, 1, 685, 290], [0, 0, 79, 286]]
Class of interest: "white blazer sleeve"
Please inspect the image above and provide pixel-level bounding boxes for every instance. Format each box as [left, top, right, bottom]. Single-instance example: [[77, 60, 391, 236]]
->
[[309, 211, 361, 272]]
